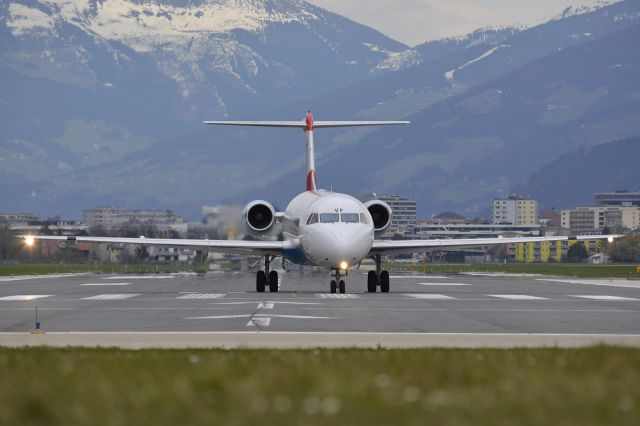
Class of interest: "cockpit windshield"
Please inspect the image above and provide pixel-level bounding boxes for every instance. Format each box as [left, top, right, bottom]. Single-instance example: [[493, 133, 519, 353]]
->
[[313, 213, 361, 224], [319, 213, 340, 223], [341, 213, 359, 223]]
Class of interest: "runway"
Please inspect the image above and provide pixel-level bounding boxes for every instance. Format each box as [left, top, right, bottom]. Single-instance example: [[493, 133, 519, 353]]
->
[[1, 270, 640, 347]]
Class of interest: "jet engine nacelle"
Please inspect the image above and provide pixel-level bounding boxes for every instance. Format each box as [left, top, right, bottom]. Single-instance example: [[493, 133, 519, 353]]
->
[[243, 200, 276, 233], [364, 200, 392, 234]]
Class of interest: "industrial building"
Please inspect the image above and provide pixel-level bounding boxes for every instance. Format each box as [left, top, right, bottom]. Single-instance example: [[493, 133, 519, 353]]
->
[[83, 207, 185, 229], [561, 206, 640, 234], [594, 190, 640, 207]]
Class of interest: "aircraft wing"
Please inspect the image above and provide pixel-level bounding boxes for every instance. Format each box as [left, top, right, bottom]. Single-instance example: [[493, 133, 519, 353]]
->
[[369, 235, 620, 257], [22, 235, 286, 256]]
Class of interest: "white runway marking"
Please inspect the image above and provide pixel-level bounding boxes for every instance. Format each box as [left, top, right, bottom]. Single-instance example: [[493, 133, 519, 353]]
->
[[405, 294, 455, 300], [82, 294, 140, 300], [0, 295, 52, 301], [464, 272, 541, 277], [571, 295, 640, 301], [81, 283, 131, 286], [539, 278, 640, 289], [390, 276, 448, 279], [186, 314, 336, 320], [317, 294, 360, 299], [0, 274, 89, 281], [103, 275, 175, 280], [257, 302, 274, 310], [489, 294, 547, 300], [416, 282, 469, 286], [176, 293, 225, 300]]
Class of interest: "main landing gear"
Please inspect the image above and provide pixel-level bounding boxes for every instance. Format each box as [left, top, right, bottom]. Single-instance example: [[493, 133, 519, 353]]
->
[[330, 269, 346, 294], [367, 254, 390, 293], [256, 256, 278, 293]]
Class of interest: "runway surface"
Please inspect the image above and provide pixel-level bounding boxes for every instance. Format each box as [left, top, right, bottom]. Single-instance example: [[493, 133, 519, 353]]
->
[[1, 270, 640, 347]]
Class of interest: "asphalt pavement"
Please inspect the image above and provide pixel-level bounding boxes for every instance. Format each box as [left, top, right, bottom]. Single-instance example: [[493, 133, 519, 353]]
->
[[1, 270, 639, 347]]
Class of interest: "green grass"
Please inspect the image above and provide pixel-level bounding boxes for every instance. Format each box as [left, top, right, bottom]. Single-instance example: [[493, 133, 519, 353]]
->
[[0, 263, 207, 276], [0, 347, 639, 425], [387, 263, 640, 278]]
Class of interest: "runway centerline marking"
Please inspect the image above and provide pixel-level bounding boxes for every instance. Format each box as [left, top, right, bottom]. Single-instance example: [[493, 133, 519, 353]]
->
[[317, 294, 360, 299], [176, 293, 225, 300], [571, 295, 640, 301], [81, 283, 131, 286], [247, 317, 271, 327], [257, 302, 274, 310], [0, 295, 52, 301], [489, 294, 548, 300], [404, 294, 455, 300], [82, 294, 140, 300]]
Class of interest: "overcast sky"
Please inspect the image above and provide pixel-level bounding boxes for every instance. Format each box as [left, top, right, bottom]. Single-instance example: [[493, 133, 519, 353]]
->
[[307, 0, 618, 46]]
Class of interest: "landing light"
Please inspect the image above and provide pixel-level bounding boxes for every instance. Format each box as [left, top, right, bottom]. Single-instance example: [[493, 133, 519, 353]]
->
[[339, 261, 348, 271], [607, 236, 614, 243], [25, 236, 34, 247]]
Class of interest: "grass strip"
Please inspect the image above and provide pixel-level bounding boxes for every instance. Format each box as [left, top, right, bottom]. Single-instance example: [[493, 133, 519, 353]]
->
[[0, 263, 207, 276], [0, 346, 638, 425]]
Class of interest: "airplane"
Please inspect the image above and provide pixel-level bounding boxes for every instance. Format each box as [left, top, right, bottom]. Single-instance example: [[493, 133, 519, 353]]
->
[[22, 111, 619, 294]]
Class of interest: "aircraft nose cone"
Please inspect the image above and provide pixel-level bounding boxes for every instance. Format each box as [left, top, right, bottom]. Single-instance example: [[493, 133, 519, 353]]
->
[[308, 226, 371, 268]]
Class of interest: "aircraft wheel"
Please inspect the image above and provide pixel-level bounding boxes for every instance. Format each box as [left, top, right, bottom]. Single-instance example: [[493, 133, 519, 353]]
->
[[269, 271, 279, 292], [380, 270, 390, 293], [256, 271, 266, 293], [330, 280, 337, 294], [367, 271, 377, 293], [339, 280, 346, 294]]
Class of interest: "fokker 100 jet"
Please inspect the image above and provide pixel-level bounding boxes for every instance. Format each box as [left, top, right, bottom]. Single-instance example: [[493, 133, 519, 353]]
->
[[23, 112, 618, 293]]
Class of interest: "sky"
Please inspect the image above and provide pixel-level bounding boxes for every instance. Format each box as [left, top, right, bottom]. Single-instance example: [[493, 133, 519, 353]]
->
[[307, 0, 618, 46]]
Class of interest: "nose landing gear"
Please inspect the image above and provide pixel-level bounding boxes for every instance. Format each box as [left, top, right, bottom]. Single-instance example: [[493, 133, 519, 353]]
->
[[256, 256, 279, 293], [330, 269, 347, 293], [367, 254, 390, 293]]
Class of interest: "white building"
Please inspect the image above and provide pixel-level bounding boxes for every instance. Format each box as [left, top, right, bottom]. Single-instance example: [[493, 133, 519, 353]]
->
[[492, 195, 538, 226]]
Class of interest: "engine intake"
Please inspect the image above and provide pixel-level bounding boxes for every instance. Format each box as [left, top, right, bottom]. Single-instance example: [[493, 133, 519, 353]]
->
[[243, 200, 276, 232], [364, 200, 392, 233]]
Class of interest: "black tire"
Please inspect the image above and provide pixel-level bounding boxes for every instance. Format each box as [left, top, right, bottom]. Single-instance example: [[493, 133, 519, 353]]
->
[[339, 280, 346, 294], [380, 270, 390, 293], [269, 271, 279, 292], [256, 271, 266, 293], [367, 271, 377, 293], [330, 280, 337, 294]]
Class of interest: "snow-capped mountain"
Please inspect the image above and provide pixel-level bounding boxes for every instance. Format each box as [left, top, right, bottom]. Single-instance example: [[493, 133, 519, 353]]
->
[[1, 0, 412, 118], [2, 0, 640, 218]]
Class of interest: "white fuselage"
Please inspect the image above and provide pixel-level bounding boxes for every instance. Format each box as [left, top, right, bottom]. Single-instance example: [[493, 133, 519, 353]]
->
[[281, 190, 374, 269]]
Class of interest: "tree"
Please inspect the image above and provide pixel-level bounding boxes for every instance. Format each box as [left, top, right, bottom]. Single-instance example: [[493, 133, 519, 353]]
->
[[607, 236, 640, 263], [565, 242, 588, 263]]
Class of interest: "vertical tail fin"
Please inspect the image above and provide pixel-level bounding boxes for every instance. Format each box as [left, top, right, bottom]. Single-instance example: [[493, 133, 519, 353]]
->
[[305, 111, 317, 192], [203, 112, 409, 193]]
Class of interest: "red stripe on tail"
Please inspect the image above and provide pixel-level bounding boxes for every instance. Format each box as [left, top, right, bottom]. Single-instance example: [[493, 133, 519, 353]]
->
[[306, 170, 317, 191], [305, 111, 313, 131]]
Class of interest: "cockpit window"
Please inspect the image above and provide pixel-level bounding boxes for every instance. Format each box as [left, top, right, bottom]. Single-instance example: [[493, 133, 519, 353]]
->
[[359, 213, 368, 224], [306, 213, 319, 225], [319, 213, 340, 223], [341, 213, 359, 223]]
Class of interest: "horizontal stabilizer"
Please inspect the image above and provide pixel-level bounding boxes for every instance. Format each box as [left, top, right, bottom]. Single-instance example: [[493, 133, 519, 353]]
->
[[203, 120, 409, 129]]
